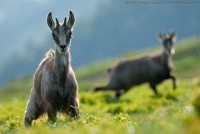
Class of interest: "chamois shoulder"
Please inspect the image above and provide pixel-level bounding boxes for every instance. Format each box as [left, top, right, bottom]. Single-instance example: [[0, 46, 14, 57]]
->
[[45, 49, 55, 58], [36, 49, 55, 69]]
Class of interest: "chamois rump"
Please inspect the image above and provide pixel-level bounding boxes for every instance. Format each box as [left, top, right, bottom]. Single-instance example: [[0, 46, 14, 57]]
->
[[24, 11, 79, 127], [94, 31, 177, 98]]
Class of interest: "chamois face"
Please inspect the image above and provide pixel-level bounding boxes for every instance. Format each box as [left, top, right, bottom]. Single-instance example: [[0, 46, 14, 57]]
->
[[47, 11, 75, 53], [158, 31, 176, 55]]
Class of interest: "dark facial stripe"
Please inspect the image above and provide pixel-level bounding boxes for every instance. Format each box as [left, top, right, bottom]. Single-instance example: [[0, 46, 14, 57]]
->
[[52, 26, 73, 47], [53, 34, 60, 45]]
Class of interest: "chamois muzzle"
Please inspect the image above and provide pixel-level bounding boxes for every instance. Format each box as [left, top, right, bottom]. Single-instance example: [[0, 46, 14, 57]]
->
[[60, 45, 67, 52]]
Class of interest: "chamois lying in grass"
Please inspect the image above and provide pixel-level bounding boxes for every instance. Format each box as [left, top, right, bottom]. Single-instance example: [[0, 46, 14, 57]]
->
[[24, 11, 79, 127], [94, 31, 177, 98]]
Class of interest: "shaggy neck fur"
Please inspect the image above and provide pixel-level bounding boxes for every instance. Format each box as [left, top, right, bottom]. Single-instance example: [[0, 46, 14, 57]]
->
[[55, 49, 71, 85]]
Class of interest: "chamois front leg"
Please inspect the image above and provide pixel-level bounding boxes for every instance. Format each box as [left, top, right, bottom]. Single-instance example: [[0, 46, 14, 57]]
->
[[66, 77, 79, 119], [149, 82, 158, 95], [169, 74, 176, 90], [24, 90, 44, 127], [67, 98, 79, 119], [46, 104, 57, 124]]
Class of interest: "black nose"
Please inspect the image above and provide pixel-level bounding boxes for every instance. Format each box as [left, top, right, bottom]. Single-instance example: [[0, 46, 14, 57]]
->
[[60, 45, 66, 49]]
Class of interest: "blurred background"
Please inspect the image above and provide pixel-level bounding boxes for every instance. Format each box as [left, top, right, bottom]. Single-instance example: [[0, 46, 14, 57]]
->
[[0, 0, 200, 87]]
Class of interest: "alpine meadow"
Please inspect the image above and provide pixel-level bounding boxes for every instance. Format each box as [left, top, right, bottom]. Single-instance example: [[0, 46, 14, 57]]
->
[[0, 36, 200, 134]]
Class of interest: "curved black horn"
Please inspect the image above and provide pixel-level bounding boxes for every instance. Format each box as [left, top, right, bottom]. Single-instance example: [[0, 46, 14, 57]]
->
[[170, 31, 176, 37], [63, 17, 67, 26], [55, 18, 59, 27]]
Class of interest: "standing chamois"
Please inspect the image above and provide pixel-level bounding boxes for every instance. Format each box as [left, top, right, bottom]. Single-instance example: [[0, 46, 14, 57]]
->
[[24, 11, 79, 127], [94, 31, 177, 98]]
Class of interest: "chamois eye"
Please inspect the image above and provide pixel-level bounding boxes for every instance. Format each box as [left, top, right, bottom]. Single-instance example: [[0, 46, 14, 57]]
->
[[52, 31, 58, 38], [69, 31, 72, 38]]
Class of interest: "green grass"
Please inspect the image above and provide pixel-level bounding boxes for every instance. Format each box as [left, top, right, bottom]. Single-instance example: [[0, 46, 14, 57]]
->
[[0, 36, 200, 134]]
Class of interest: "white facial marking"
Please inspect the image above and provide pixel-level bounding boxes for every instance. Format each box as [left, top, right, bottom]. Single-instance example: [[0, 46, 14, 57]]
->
[[58, 27, 66, 46], [171, 48, 175, 55]]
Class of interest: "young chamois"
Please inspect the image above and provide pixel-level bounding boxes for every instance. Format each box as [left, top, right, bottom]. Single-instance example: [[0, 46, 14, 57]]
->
[[94, 31, 177, 98], [24, 11, 79, 127]]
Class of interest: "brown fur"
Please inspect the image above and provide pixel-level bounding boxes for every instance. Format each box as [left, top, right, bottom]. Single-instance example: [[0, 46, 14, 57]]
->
[[24, 11, 79, 127], [94, 31, 177, 98]]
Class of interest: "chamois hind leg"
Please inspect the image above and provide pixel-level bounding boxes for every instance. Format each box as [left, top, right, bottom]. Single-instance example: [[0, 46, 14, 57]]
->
[[24, 99, 43, 127], [169, 74, 176, 90], [94, 84, 116, 92], [115, 87, 130, 99], [149, 82, 158, 95]]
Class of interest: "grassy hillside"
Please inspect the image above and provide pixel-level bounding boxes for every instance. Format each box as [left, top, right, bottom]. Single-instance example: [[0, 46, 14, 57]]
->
[[0, 36, 200, 134]]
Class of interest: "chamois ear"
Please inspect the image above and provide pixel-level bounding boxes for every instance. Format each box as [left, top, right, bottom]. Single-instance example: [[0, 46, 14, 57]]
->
[[47, 12, 55, 30], [171, 31, 177, 42], [67, 11, 75, 29], [157, 32, 165, 41]]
